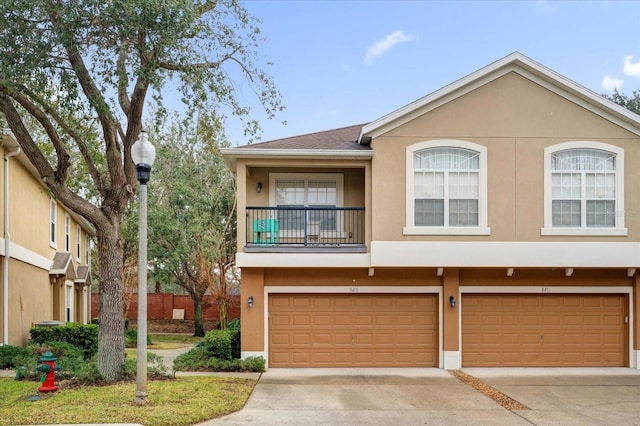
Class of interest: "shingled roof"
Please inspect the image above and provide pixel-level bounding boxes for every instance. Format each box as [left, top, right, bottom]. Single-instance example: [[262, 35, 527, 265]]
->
[[240, 123, 370, 151]]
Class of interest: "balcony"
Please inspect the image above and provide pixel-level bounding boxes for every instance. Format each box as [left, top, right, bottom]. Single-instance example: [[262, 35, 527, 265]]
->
[[245, 206, 366, 253]]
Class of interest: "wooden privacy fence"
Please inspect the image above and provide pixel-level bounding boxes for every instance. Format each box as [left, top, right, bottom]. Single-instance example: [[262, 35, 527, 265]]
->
[[91, 293, 241, 321]]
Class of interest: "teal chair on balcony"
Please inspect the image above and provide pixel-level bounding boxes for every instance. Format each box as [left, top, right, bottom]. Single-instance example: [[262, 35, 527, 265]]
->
[[253, 219, 279, 244]]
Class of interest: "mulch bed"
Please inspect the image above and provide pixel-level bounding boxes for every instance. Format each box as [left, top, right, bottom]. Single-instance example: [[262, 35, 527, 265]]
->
[[448, 369, 529, 411]]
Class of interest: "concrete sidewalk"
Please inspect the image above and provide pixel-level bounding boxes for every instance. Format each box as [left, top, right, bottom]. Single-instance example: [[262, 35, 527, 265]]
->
[[201, 367, 640, 425]]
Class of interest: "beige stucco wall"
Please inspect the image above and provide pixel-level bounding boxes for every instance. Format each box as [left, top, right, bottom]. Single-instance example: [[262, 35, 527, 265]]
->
[[8, 259, 52, 346], [371, 72, 640, 242], [10, 161, 53, 252], [0, 136, 92, 345]]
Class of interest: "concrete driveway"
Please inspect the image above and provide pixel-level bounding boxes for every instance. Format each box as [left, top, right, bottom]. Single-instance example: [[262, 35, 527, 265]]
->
[[202, 367, 640, 425]]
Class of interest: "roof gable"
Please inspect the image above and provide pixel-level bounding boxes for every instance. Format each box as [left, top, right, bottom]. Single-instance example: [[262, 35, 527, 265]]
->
[[359, 52, 640, 142]]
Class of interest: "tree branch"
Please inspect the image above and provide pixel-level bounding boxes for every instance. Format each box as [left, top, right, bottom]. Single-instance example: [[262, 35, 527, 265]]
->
[[16, 86, 107, 197], [1, 88, 70, 183], [116, 44, 131, 115]]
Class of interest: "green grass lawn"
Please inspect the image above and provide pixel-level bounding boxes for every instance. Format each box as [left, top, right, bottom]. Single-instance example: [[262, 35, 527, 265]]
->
[[0, 376, 256, 426], [150, 333, 203, 345]]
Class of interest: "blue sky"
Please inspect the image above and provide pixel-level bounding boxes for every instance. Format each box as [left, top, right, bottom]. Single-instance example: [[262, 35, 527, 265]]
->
[[224, 0, 640, 146]]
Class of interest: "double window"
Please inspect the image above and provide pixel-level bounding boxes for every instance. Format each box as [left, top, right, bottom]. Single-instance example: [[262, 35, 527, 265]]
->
[[269, 173, 343, 234], [405, 140, 489, 235], [543, 142, 625, 236]]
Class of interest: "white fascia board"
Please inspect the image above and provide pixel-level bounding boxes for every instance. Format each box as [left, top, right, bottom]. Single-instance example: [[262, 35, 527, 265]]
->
[[221, 148, 374, 170], [359, 52, 640, 140], [236, 252, 371, 268], [10, 242, 53, 270], [370, 241, 640, 268]]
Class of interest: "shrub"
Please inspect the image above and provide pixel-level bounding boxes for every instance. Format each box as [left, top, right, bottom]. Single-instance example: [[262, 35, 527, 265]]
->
[[29, 323, 98, 360], [122, 352, 171, 380], [201, 330, 232, 361], [228, 328, 241, 359], [173, 347, 210, 371], [0, 345, 33, 369], [173, 347, 265, 373], [227, 318, 240, 329], [241, 356, 266, 372], [125, 328, 152, 348]]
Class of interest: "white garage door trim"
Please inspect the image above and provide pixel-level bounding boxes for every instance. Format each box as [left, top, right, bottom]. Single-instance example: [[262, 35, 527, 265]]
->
[[263, 286, 442, 368], [457, 286, 635, 369]]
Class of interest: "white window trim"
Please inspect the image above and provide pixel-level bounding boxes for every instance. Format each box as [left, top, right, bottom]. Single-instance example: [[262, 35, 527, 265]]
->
[[50, 199, 57, 248], [404, 140, 490, 235], [269, 173, 345, 238], [542, 141, 627, 236], [65, 213, 71, 252]]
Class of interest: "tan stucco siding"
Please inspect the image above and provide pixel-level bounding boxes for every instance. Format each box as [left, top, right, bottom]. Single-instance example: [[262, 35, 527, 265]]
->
[[8, 259, 52, 345], [10, 162, 52, 253], [371, 72, 640, 242]]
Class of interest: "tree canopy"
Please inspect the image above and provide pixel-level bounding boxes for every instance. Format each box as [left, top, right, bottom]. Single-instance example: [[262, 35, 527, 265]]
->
[[0, 0, 280, 381], [122, 112, 237, 336]]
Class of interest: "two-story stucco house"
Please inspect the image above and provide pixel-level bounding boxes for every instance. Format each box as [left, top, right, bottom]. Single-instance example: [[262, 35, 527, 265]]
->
[[222, 52, 640, 369], [0, 130, 94, 346]]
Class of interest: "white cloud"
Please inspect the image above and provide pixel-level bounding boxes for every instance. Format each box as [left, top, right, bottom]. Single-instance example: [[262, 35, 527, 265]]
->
[[364, 30, 415, 65], [623, 55, 640, 77], [601, 75, 624, 91]]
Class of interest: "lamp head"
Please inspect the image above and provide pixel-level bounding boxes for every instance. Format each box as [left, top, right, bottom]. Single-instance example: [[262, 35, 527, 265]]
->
[[131, 130, 156, 184]]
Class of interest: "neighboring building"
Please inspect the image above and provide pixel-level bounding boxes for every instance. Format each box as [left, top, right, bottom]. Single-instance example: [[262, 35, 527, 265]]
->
[[0, 130, 94, 346], [222, 52, 640, 369]]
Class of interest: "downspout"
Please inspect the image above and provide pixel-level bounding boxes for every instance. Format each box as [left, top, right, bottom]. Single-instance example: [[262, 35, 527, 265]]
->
[[3, 143, 20, 345]]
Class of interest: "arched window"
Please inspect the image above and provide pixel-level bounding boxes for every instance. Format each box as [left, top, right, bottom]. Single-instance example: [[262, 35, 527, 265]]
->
[[405, 140, 489, 235], [543, 142, 626, 236]]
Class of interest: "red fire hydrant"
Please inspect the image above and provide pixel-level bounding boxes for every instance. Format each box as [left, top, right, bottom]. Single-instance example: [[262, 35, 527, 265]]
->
[[36, 350, 58, 392]]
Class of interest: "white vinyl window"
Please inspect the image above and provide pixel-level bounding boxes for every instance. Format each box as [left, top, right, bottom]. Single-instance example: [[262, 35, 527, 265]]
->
[[65, 214, 71, 252], [405, 140, 489, 235], [50, 199, 57, 247], [543, 142, 626, 236]]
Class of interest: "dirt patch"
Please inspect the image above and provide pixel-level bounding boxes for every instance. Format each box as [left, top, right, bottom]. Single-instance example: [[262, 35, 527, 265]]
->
[[448, 369, 529, 411], [128, 319, 219, 334]]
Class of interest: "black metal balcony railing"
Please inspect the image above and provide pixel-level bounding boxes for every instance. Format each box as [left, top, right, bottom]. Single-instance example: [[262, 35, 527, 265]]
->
[[246, 206, 365, 248]]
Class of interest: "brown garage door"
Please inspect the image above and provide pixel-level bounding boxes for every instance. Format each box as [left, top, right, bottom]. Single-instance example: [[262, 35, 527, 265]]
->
[[462, 294, 627, 367], [269, 293, 438, 367]]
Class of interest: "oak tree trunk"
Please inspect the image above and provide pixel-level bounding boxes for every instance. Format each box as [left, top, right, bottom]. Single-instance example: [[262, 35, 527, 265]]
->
[[96, 225, 125, 381]]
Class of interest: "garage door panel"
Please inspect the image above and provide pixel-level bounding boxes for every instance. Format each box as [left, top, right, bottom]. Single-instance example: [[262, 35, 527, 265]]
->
[[462, 294, 626, 367], [270, 293, 438, 367]]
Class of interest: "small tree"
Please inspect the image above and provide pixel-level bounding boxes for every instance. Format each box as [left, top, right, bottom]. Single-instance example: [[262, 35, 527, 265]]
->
[[137, 112, 237, 337]]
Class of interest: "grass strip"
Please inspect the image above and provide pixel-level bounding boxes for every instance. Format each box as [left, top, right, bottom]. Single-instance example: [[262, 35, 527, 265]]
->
[[0, 375, 255, 426]]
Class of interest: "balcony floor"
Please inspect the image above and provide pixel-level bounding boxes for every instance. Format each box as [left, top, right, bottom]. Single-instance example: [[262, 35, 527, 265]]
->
[[244, 244, 367, 253]]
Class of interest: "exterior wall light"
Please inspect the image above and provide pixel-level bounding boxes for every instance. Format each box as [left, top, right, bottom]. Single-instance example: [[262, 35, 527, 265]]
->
[[256, 182, 262, 193], [449, 296, 456, 308], [248, 296, 254, 308]]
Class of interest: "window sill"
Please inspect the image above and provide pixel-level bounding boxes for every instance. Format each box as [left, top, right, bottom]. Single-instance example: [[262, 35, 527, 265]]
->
[[540, 227, 628, 236], [403, 226, 491, 236]]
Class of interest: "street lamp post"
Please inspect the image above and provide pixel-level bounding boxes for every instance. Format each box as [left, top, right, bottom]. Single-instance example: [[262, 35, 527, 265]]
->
[[131, 130, 156, 405]]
